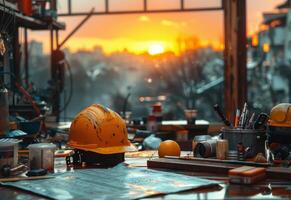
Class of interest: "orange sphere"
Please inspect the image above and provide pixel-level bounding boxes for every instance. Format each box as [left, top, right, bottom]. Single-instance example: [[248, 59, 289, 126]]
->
[[158, 140, 181, 158]]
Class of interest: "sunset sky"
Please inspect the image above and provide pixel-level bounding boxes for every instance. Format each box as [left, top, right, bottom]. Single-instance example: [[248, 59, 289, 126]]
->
[[28, 0, 282, 54]]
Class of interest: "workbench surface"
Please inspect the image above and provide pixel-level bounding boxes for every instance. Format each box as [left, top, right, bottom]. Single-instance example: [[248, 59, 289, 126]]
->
[[0, 151, 290, 200]]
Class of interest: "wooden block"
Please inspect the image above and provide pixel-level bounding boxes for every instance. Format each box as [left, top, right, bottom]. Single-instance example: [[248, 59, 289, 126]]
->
[[229, 166, 266, 184], [147, 158, 236, 174]]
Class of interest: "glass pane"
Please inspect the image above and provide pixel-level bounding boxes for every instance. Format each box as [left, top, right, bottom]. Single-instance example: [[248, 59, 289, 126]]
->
[[147, 0, 180, 10], [184, 0, 221, 8], [69, 0, 105, 13], [109, 0, 143, 11], [247, 0, 290, 113]]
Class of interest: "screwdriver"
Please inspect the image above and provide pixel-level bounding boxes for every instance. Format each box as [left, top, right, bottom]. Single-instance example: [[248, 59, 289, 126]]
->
[[213, 104, 233, 127]]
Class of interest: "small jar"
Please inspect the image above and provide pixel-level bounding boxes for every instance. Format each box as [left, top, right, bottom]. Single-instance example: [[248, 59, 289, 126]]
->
[[28, 143, 56, 172]]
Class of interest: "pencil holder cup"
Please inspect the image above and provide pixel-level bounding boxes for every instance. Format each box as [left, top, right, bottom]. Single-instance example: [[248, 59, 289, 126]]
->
[[221, 128, 266, 158]]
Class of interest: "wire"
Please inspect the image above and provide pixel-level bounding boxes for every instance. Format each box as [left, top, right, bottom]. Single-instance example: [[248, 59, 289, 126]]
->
[[1, 7, 14, 33], [57, 59, 73, 113], [0, 0, 6, 32]]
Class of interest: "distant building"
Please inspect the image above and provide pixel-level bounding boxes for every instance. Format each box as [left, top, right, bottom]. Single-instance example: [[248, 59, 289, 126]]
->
[[249, 0, 291, 64], [248, 0, 291, 102], [29, 40, 43, 57]]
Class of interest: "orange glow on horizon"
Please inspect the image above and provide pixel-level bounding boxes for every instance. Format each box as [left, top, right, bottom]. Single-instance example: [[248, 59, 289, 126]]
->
[[31, 36, 224, 55], [148, 43, 165, 55]]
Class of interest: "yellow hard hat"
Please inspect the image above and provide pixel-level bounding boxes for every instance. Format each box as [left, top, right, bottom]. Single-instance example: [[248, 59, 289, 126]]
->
[[68, 104, 136, 154], [269, 103, 291, 127]]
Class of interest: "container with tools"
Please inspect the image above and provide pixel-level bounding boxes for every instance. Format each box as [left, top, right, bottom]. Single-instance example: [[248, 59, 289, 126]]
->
[[0, 139, 21, 169], [221, 128, 266, 158], [28, 143, 56, 172], [213, 103, 268, 160]]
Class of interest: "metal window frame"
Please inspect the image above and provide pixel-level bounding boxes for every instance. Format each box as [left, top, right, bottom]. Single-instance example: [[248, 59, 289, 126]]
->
[[58, 0, 223, 16]]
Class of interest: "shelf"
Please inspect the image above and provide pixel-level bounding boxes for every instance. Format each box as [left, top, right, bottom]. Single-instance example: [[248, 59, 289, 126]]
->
[[0, 1, 65, 30]]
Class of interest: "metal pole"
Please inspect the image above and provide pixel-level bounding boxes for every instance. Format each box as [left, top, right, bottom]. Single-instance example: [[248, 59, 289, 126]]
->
[[56, 30, 59, 48], [181, 0, 184, 9], [58, 8, 95, 49], [105, 0, 109, 12], [24, 28, 29, 87], [50, 27, 54, 78], [68, 0, 72, 14], [143, 0, 147, 11]]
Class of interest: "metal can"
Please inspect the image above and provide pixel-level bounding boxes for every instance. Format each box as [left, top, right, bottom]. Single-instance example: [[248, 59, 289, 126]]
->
[[216, 139, 229, 160]]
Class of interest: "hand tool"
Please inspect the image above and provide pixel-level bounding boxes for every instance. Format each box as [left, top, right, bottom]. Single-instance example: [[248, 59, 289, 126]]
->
[[234, 109, 240, 128], [246, 113, 255, 129], [213, 104, 233, 127], [253, 113, 269, 130], [243, 110, 249, 128], [238, 102, 248, 128]]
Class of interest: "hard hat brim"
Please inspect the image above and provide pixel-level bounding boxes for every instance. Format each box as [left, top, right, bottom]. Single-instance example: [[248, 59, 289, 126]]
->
[[69, 142, 137, 155]]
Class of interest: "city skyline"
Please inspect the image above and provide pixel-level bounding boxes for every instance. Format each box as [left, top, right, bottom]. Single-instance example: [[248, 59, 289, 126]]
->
[[29, 0, 281, 54]]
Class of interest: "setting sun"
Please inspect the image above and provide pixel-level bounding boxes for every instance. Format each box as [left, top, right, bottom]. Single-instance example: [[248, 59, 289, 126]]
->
[[148, 44, 165, 55]]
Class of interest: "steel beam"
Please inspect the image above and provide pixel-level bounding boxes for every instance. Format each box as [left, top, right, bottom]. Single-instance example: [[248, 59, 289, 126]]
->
[[24, 28, 29, 87], [58, 7, 222, 17]]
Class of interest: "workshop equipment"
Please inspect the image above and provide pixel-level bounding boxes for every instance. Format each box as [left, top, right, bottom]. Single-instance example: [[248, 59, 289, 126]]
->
[[194, 139, 217, 158], [0, 87, 9, 135], [213, 104, 232, 127], [253, 113, 269, 130], [229, 166, 266, 184], [68, 104, 136, 166], [267, 103, 291, 161], [158, 140, 181, 158], [28, 143, 56, 172], [234, 109, 240, 128], [238, 103, 248, 128], [227, 150, 238, 160], [1, 164, 27, 177], [216, 139, 229, 160], [192, 135, 212, 156], [0, 139, 21, 170], [268, 103, 291, 144], [221, 128, 266, 158]]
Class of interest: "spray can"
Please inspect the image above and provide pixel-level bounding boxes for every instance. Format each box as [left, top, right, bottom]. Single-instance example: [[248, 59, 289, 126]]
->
[[0, 87, 9, 135]]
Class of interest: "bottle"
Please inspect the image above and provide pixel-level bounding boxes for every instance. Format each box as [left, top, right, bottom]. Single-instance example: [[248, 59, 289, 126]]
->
[[152, 103, 163, 124], [147, 115, 157, 132]]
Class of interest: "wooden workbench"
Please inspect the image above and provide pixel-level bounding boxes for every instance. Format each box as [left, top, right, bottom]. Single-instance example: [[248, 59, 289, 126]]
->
[[0, 151, 290, 199]]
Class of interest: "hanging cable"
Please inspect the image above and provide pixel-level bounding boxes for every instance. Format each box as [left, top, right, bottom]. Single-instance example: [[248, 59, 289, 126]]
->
[[57, 58, 73, 113]]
